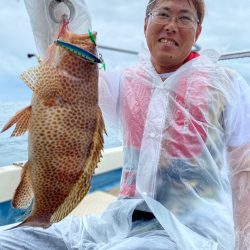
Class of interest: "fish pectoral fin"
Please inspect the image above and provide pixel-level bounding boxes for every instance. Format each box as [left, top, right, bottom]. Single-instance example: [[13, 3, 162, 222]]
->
[[12, 161, 34, 209], [20, 65, 62, 103], [1, 106, 32, 137], [21, 65, 75, 105]]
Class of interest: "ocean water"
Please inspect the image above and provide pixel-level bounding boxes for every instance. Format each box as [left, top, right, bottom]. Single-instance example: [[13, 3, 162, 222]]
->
[[0, 102, 29, 167], [0, 102, 121, 167]]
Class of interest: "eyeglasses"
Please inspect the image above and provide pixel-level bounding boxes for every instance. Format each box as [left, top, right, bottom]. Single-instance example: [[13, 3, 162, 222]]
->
[[148, 10, 199, 29]]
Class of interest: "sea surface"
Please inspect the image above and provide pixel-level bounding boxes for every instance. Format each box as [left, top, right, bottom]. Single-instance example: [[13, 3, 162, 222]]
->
[[0, 102, 121, 167]]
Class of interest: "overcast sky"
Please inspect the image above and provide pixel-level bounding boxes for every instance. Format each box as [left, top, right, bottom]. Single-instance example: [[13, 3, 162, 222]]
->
[[0, 0, 249, 101]]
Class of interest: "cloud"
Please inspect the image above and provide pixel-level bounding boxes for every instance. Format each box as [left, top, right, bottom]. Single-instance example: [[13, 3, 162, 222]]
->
[[0, 1, 36, 101], [0, 2, 36, 59], [199, 0, 250, 51], [0, 0, 249, 101], [0, 74, 32, 102], [85, 0, 250, 52], [85, 0, 147, 50]]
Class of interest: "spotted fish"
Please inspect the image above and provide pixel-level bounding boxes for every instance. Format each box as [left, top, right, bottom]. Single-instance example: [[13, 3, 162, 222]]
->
[[1, 25, 106, 227]]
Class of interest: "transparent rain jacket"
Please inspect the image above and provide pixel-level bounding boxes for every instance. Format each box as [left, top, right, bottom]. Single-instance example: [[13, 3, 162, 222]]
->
[[99, 50, 250, 249]]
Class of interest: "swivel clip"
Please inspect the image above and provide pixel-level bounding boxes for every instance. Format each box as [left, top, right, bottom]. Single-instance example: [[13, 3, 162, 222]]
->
[[49, 0, 76, 23]]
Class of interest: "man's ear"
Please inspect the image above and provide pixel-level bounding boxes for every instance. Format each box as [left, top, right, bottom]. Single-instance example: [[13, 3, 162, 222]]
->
[[144, 17, 148, 35], [195, 25, 202, 42]]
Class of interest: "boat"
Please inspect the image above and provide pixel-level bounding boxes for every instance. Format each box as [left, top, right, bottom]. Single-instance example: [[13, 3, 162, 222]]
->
[[0, 146, 123, 226]]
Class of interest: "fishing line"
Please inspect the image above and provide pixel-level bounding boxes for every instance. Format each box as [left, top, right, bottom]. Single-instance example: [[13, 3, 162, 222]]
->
[[57, 15, 69, 39]]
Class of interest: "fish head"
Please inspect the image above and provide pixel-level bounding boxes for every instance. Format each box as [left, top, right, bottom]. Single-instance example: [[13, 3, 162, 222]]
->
[[55, 30, 99, 85]]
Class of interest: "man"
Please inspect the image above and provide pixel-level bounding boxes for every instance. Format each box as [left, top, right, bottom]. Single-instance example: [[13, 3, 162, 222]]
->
[[1, 0, 250, 249]]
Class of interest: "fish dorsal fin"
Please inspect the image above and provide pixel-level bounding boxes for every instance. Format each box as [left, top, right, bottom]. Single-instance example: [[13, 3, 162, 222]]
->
[[21, 65, 62, 102], [21, 65, 75, 105], [1, 106, 32, 137]]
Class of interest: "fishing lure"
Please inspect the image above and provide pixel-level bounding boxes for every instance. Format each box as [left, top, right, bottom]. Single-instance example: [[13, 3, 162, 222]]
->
[[88, 30, 96, 45], [55, 39, 106, 70]]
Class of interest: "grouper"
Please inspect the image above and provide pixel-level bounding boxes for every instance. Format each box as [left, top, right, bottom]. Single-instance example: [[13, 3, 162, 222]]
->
[[1, 23, 106, 228]]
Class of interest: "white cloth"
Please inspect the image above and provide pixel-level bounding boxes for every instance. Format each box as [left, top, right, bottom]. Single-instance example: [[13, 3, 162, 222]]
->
[[223, 72, 250, 147], [0, 199, 178, 250], [23, 0, 92, 57], [99, 49, 250, 249]]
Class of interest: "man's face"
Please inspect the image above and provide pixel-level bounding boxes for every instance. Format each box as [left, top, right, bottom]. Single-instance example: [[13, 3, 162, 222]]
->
[[144, 0, 201, 73]]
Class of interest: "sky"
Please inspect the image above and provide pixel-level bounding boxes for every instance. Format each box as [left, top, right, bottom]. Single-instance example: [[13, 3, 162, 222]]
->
[[0, 0, 249, 101]]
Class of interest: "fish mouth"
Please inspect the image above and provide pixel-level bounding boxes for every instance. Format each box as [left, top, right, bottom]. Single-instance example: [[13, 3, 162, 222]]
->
[[159, 38, 179, 47]]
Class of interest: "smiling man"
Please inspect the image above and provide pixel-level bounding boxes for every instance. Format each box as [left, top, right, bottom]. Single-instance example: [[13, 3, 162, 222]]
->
[[144, 0, 202, 73], [1, 0, 250, 249]]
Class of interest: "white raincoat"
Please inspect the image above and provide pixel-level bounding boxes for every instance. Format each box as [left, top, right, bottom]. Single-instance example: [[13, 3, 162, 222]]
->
[[98, 50, 250, 250]]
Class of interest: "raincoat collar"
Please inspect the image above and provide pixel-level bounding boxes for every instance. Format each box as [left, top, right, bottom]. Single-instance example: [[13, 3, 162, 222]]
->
[[141, 51, 201, 82]]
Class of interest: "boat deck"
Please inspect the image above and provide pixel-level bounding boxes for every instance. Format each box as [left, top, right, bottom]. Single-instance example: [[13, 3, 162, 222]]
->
[[70, 187, 120, 217], [69, 191, 116, 217], [106, 186, 120, 196]]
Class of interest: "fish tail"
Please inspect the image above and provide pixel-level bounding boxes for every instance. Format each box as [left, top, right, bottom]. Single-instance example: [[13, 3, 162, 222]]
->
[[50, 107, 106, 223], [1, 106, 32, 137], [6, 214, 52, 230], [12, 161, 34, 209]]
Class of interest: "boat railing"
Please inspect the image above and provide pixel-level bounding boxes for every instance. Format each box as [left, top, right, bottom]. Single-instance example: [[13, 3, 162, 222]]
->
[[99, 44, 250, 60], [219, 50, 250, 60]]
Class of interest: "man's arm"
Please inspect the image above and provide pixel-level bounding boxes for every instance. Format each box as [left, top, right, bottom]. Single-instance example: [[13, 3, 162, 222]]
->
[[228, 144, 250, 250]]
